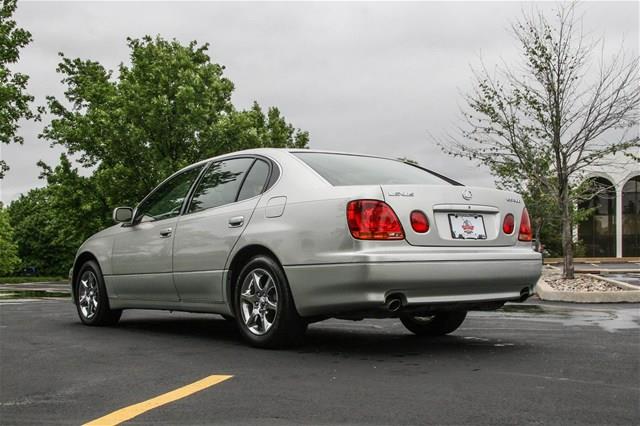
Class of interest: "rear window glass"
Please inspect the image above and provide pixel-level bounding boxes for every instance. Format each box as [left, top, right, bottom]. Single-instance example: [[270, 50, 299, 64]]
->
[[293, 152, 453, 186]]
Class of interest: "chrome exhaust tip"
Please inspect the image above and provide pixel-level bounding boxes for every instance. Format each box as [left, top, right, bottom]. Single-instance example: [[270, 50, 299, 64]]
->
[[385, 297, 403, 312], [519, 288, 531, 302]]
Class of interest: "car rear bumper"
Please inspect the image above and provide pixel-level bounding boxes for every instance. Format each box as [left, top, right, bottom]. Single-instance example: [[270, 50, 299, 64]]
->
[[284, 249, 542, 317]]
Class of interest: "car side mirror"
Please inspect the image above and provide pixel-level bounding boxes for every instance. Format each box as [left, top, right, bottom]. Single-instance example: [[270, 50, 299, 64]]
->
[[113, 207, 133, 223]]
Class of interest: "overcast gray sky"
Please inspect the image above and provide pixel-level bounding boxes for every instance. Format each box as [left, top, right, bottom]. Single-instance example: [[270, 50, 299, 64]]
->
[[0, 0, 638, 203]]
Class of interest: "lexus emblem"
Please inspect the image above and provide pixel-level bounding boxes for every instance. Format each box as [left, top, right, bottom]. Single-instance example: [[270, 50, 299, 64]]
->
[[462, 189, 472, 201]]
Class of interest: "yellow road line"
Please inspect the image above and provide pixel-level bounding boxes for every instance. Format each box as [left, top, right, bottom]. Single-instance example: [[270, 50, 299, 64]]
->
[[83, 374, 233, 426]]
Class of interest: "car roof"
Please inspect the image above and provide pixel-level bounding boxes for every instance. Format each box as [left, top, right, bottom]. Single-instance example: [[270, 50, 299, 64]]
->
[[198, 147, 398, 164], [174, 148, 461, 186]]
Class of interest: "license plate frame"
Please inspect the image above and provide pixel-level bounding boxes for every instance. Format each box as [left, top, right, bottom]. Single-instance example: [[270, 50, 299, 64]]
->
[[448, 214, 487, 240]]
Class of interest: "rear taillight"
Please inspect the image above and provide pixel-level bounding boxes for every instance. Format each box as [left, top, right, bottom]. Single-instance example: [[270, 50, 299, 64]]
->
[[410, 210, 429, 233], [502, 213, 515, 234], [518, 208, 533, 241], [346, 200, 404, 240]]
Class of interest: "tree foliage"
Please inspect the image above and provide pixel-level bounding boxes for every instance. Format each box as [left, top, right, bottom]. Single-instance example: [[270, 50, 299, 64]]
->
[[441, 4, 639, 278], [7, 155, 104, 274], [0, 0, 37, 178], [8, 35, 309, 274], [42, 35, 308, 207], [0, 203, 20, 275]]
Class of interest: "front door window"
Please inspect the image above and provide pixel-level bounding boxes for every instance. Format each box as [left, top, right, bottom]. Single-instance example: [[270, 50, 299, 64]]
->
[[135, 166, 203, 223]]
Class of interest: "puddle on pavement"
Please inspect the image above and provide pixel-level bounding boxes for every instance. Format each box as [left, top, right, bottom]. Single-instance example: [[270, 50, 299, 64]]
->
[[605, 273, 640, 286], [499, 304, 547, 314], [0, 290, 69, 299], [490, 303, 640, 333]]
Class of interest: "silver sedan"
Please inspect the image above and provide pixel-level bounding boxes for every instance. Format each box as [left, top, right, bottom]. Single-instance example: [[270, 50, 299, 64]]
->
[[71, 149, 541, 347]]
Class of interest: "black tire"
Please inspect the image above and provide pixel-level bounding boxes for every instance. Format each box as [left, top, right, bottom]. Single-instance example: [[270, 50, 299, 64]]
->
[[400, 311, 467, 336], [233, 255, 307, 348], [75, 260, 122, 326]]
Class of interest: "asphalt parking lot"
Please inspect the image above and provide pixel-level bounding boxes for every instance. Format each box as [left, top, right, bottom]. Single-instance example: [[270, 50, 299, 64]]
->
[[556, 262, 640, 286], [1, 297, 639, 425]]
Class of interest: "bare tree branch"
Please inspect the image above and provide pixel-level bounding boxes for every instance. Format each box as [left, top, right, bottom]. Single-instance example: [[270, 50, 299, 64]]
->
[[438, 2, 640, 279]]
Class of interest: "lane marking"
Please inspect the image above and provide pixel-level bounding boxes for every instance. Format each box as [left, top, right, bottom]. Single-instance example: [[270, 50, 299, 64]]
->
[[83, 374, 232, 426]]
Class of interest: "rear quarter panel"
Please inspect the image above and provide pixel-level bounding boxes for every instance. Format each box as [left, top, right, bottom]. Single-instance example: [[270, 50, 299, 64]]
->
[[231, 151, 385, 266]]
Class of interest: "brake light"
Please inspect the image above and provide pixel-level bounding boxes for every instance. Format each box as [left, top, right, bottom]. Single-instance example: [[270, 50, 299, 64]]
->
[[346, 200, 404, 240], [410, 210, 429, 233], [518, 208, 533, 241], [502, 213, 515, 234]]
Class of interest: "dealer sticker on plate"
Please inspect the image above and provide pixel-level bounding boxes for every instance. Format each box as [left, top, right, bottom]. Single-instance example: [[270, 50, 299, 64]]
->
[[448, 214, 487, 240]]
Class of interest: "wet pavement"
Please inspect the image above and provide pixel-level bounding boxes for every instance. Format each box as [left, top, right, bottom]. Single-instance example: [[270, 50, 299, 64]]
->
[[574, 262, 640, 270], [1, 297, 638, 425], [605, 273, 640, 287], [566, 262, 640, 273]]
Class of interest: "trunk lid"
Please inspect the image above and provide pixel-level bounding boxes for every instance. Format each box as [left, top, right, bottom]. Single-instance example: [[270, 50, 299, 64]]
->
[[382, 185, 525, 247]]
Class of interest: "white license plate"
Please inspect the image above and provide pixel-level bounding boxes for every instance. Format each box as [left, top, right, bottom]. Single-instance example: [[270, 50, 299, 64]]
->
[[448, 214, 487, 240]]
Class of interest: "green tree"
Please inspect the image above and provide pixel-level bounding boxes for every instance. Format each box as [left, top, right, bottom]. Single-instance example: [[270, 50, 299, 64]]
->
[[19, 35, 309, 274], [8, 155, 107, 275], [42, 35, 308, 208], [440, 4, 639, 278], [0, 203, 20, 274], [222, 102, 309, 152], [7, 188, 54, 274], [0, 0, 37, 178]]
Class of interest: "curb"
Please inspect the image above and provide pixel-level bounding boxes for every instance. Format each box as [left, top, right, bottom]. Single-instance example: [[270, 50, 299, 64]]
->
[[535, 275, 640, 303]]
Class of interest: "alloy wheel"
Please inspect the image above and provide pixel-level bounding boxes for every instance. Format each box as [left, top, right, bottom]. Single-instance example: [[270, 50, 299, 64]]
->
[[78, 270, 99, 319], [239, 268, 279, 335]]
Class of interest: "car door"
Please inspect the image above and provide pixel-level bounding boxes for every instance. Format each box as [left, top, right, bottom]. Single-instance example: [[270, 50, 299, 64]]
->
[[109, 165, 204, 302], [172, 157, 272, 303]]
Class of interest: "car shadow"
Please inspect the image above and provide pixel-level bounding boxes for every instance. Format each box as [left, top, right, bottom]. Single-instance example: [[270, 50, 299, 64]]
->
[[78, 313, 524, 359], [299, 326, 523, 358], [114, 315, 241, 343]]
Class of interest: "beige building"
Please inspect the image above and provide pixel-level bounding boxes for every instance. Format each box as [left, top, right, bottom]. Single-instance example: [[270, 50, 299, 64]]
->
[[578, 149, 640, 258]]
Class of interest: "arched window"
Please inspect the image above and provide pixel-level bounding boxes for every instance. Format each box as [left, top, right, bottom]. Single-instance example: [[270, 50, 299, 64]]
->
[[578, 177, 616, 257], [622, 176, 640, 257]]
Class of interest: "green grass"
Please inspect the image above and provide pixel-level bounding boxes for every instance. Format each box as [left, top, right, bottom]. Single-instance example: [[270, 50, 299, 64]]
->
[[0, 276, 67, 284]]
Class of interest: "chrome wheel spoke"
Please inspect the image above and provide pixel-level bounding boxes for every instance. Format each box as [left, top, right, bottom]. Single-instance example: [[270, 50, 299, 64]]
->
[[252, 272, 263, 291], [241, 290, 258, 305], [262, 278, 274, 293], [260, 312, 271, 331], [246, 311, 259, 327], [266, 299, 277, 312]]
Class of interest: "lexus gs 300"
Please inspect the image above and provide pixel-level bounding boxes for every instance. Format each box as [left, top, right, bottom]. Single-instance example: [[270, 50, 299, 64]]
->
[[71, 149, 542, 348]]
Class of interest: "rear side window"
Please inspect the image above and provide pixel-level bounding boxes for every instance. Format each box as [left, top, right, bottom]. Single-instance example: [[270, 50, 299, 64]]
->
[[293, 152, 454, 186], [238, 160, 270, 201], [188, 158, 253, 213]]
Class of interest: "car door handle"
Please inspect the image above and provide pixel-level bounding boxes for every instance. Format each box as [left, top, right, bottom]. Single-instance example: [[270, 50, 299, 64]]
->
[[159, 228, 173, 238], [228, 216, 244, 227]]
